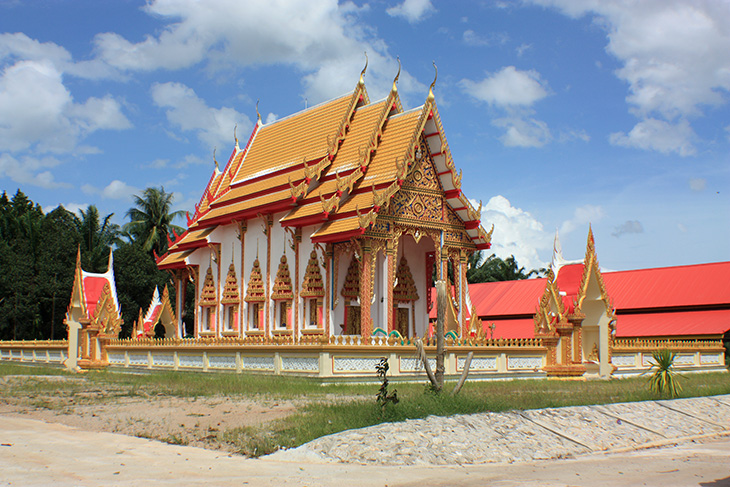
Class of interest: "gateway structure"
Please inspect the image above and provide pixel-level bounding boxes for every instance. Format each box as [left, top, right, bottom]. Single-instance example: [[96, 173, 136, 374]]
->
[[157, 66, 492, 342]]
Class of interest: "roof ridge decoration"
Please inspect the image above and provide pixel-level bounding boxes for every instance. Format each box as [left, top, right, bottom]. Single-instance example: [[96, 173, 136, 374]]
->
[[574, 225, 615, 317], [340, 254, 360, 299], [534, 276, 567, 337], [199, 266, 218, 306], [271, 254, 294, 300], [324, 58, 372, 164], [244, 258, 265, 302], [394, 255, 419, 302], [301, 250, 325, 298], [221, 260, 240, 305], [335, 60, 405, 209]]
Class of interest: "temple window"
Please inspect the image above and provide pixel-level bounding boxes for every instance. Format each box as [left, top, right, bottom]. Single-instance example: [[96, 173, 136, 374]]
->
[[271, 254, 293, 330], [301, 250, 325, 330], [198, 266, 218, 334], [249, 303, 261, 329], [306, 298, 322, 328], [221, 260, 240, 334], [244, 258, 265, 333]]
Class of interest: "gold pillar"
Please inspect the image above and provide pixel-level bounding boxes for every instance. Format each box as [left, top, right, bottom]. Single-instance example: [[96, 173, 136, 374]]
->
[[293, 229, 301, 340], [325, 244, 333, 337], [360, 239, 373, 339], [386, 239, 396, 333], [238, 221, 247, 338], [264, 215, 272, 337], [459, 248, 468, 337]]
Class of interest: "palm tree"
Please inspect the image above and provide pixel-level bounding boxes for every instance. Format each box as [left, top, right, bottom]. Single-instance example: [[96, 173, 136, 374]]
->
[[124, 187, 185, 255], [467, 252, 542, 283], [73, 205, 122, 272]]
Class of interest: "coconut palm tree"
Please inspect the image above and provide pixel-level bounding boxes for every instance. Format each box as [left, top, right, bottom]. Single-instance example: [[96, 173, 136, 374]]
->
[[73, 205, 122, 272], [124, 187, 185, 255]]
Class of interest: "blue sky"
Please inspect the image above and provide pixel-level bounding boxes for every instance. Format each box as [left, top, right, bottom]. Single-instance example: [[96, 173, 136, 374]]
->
[[1, 0, 728, 271]]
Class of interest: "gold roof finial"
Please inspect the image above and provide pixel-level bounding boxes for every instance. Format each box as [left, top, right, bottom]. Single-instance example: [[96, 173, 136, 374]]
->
[[213, 147, 219, 171], [255, 99, 261, 123], [392, 56, 401, 93], [234, 123, 239, 149], [428, 61, 438, 102], [358, 51, 368, 87]]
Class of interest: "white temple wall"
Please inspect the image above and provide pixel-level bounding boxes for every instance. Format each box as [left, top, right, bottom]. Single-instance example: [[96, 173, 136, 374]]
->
[[210, 224, 239, 338]]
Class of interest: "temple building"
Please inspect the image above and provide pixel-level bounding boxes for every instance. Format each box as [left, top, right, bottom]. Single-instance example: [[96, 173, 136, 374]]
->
[[450, 228, 730, 377], [132, 286, 177, 339], [64, 249, 123, 370], [156, 64, 492, 341]]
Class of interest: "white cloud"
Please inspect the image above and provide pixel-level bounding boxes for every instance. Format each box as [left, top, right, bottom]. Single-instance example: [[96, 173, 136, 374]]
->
[[529, 0, 730, 155], [151, 82, 252, 149], [81, 179, 138, 200], [461, 67, 552, 148], [493, 114, 551, 148], [92, 0, 418, 104], [689, 178, 706, 191], [560, 204, 604, 235], [462, 30, 508, 47], [460, 66, 548, 107], [611, 220, 643, 237], [386, 0, 435, 23], [103, 180, 138, 200], [480, 195, 552, 270], [0, 59, 130, 154], [0, 153, 70, 188], [609, 118, 696, 156]]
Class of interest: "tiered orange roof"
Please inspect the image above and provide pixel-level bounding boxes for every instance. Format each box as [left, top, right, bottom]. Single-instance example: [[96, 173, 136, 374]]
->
[[158, 67, 491, 269]]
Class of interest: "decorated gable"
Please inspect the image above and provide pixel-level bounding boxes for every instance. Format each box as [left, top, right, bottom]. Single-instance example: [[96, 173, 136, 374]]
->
[[245, 259, 265, 302]]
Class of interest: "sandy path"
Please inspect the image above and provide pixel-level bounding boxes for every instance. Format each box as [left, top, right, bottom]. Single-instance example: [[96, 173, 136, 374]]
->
[[1, 414, 729, 486]]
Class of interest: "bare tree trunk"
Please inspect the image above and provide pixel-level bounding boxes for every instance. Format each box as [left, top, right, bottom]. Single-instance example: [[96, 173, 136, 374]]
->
[[452, 351, 473, 395], [414, 338, 437, 387], [435, 280, 447, 391]]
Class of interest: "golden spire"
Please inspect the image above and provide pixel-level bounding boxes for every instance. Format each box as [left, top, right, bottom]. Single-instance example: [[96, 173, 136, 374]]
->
[[234, 123, 239, 149], [213, 147, 219, 171], [428, 61, 438, 102], [358, 51, 368, 87], [255, 99, 261, 123], [392, 56, 401, 93]]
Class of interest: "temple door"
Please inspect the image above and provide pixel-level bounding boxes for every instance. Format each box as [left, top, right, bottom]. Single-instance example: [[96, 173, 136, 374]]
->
[[396, 307, 409, 338], [345, 305, 361, 335]]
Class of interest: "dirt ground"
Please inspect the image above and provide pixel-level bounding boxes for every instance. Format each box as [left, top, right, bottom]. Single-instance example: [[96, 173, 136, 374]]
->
[[0, 374, 301, 454]]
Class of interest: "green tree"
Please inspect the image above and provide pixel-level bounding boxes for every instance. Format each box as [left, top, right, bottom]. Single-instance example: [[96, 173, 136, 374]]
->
[[113, 241, 174, 338], [73, 205, 122, 272], [124, 187, 185, 256], [648, 349, 682, 398], [467, 252, 544, 283]]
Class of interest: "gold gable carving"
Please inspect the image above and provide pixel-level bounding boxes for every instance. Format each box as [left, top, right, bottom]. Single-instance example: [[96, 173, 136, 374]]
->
[[221, 262, 240, 305], [199, 266, 218, 306], [244, 259, 265, 302], [340, 254, 360, 299], [271, 254, 294, 300], [393, 256, 419, 302], [301, 251, 325, 298]]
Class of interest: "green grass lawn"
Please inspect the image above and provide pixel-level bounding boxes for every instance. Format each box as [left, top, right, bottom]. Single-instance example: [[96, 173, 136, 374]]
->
[[2, 361, 728, 456]]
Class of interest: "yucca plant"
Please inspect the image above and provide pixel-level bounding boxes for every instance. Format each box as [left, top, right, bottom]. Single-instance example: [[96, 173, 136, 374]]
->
[[648, 349, 682, 398]]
